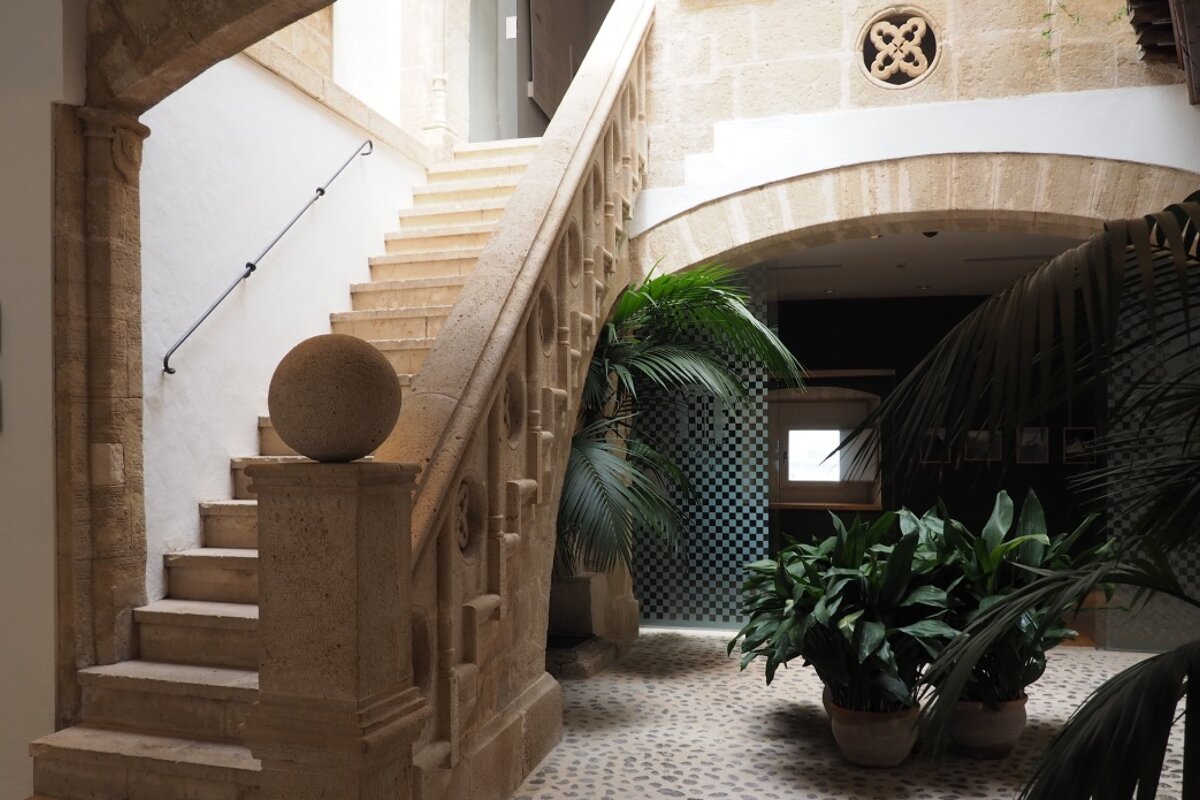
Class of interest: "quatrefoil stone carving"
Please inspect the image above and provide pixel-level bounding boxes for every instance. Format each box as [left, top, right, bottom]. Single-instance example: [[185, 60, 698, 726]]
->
[[870, 17, 928, 80], [859, 9, 940, 88]]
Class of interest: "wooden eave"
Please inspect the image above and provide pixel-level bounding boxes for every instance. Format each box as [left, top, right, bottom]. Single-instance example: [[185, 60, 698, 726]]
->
[[1127, 0, 1200, 103]]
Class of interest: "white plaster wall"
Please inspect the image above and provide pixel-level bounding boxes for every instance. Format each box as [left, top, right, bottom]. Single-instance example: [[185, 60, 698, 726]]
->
[[141, 55, 424, 600], [0, 2, 84, 793], [334, 0, 405, 126], [633, 85, 1200, 235]]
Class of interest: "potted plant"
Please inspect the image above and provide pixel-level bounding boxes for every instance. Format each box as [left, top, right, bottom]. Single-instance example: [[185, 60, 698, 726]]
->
[[730, 513, 958, 767], [903, 490, 1103, 758]]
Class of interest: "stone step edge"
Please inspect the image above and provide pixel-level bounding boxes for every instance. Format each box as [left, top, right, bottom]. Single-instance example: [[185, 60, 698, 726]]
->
[[351, 276, 467, 293], [78, 660, 258, 701], [29, 725, 259, 776], [331, 305, 454, 321], [134, 599, 258, 630]]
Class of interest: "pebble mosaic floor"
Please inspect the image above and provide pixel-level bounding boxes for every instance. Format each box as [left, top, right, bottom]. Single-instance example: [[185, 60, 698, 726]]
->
[[516, 629, 1185, 800]]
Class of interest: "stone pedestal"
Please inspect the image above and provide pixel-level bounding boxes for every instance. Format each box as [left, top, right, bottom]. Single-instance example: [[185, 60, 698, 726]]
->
[[245, 462, 429, 800]]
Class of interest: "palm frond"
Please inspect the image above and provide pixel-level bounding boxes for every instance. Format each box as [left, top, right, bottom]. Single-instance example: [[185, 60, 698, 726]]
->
[[1018, 640, 1200, 800], [849, 199, 1200, 553], [556, 417, 688, 575]]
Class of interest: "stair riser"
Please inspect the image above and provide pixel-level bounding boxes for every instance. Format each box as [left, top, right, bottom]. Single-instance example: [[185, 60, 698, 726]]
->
[[81, 685, 253, 744], [353, 285, 463, 310], [378, 347, 431, 375], [385, 230, 492, 253], [34, 758, 255, 800], [201, 512, 257, 549], [258, 423, 297, 457], [332, 315, 447, 340], [414, 184, 518, 206], [167, 564, 258, 605], [452, 144, 538, 162], [399, 205, 504, 229], [428, 162, 528, 183], [370, 257, 478, 282], [139, 623, 258, 670]]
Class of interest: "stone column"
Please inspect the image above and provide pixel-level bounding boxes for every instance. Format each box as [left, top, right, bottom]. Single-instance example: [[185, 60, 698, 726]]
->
[[77, 106, 151, 666], [244, 462, 429, 800]]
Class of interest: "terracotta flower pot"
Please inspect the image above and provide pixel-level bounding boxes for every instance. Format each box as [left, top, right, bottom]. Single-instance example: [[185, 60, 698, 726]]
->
[[950, 694, 1028, 758], [828, 702, 920, 768], [821, 684, 833, 720]]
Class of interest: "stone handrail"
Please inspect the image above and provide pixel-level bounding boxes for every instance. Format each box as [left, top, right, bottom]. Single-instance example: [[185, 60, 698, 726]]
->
[[382, 0, 655, 559]]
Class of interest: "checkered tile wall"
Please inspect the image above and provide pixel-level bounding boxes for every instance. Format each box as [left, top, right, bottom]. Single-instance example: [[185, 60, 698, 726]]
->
[[633, 268, 771, 627], [1104, 300, 1200, 650]]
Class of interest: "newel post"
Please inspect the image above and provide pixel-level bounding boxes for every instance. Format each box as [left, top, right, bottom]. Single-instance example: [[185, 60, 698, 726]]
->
[[243, 334, 427, 799], [244, 462, 428, 798]]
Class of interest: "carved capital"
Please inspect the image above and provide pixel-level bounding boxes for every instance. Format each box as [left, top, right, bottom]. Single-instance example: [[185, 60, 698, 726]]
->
[[77, 107, 151, 183]]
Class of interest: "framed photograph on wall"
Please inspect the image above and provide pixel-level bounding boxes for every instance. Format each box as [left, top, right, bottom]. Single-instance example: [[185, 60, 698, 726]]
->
[[1063, 427, 1097, 465], [1016, 427, 1050, 464], [919, 427, 948, 464], [963, 430, 1002, 462]]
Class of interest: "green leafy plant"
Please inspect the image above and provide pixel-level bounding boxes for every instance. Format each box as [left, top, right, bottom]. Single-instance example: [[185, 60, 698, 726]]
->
[[556, 265, 802, 576], [851, 196, 1200, 797], [729, 513, 958, 711], [903, 490, 1105, 707]]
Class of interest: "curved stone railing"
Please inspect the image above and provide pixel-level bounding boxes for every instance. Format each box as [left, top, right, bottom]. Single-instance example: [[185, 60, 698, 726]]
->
[[384, 0, 653, 555]]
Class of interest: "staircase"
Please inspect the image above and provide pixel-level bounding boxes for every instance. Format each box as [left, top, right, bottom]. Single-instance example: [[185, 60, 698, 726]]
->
[[27, 138, 541, 800]]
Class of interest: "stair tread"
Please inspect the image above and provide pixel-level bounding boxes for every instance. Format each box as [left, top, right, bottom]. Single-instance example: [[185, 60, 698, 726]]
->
[[413, 176, 521, 196], [352, 275, 467, 291], [452, 137, 540, 156], [384, 221, 496, 237], [135, 599, 258, 628], [429, 154, 535, 174], [30, 725, 258, 772], [399, 198, 508, 216], [199, 499, 257, 514], [331, 305, 454, 321], [368, 248, 484, 265], [165, 548, 259, 564], [367, 337, 438, 350], [78, 660, 258, 697]]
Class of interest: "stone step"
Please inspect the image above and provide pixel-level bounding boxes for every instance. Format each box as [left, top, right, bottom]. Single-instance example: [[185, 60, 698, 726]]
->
[[200, 500, 258, 549], [230, 455, 309, 499], [383, 222, 494, 254], [350, 275, 467, 311], [78, 660, 258, 744], [412, 175, 521, 206], [30, 725, 258, 800], [135, 600, 259, 670], [368, 338, 436, 375], [398, 199, 507, 229], [368, 249, 482, 281], [331, 305, 453, 340], [256, 415, 297, 457], [427, 155, 532, 185], [450, 137, 540, 162], [166, 548, 259, 605]]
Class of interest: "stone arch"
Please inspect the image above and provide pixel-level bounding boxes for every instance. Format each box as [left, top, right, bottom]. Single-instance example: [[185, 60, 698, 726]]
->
[[632, 153, 1200, 275], [89, 0, 334, 112]]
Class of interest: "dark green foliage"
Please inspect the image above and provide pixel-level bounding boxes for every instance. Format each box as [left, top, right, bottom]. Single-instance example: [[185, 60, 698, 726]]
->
[[556, 265, 802, 576], [856, 196, 1200, 797], [729, 513, 959, 711]]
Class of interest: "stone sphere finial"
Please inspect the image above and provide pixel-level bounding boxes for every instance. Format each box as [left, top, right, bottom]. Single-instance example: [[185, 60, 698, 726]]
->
[[267, 334, 401, 463]]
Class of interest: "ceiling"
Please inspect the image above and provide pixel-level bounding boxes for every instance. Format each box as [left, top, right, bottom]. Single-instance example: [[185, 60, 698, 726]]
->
[[759, 230, 1086, 301]]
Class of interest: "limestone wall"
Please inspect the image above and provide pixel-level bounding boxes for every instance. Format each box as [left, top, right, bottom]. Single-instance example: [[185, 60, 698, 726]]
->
[[642, 0, 1186, 189]]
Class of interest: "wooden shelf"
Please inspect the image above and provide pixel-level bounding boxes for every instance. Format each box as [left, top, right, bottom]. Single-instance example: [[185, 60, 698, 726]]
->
[[769, 502, 884, 512]]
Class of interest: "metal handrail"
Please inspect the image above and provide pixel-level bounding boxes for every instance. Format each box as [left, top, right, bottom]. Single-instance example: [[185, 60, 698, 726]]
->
[[161, 139, 374, 374]]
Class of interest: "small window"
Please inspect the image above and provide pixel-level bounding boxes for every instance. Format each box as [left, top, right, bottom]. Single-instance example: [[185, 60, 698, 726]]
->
[[788, 429, 841, 482], [769, 387, 882, 510]]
